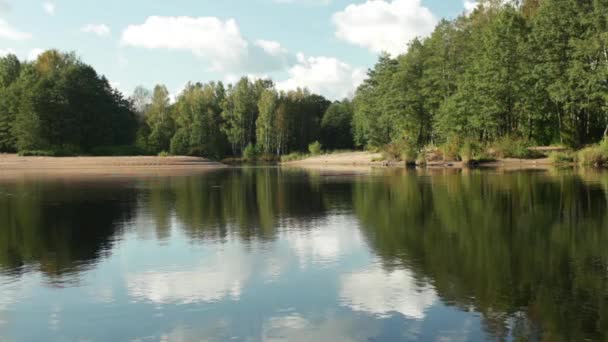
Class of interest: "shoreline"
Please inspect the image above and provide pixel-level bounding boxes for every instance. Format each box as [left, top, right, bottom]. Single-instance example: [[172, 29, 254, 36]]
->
[[0, 155, 227, 180], [281, 151, 569, 170]]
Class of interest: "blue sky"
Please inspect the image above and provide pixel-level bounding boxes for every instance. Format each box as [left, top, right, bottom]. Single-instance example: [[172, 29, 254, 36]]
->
[[0, 0, 471, 100]]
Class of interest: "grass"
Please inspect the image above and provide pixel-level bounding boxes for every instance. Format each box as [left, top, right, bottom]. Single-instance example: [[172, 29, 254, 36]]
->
[[18, 150, 59, 157], [281, 152, 308, 162], [549, 151, 574, 164]]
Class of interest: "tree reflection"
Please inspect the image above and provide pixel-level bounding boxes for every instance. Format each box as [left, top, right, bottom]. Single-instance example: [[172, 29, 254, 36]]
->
[[352, 169, 608, 340], [0, 179, 136, 280]]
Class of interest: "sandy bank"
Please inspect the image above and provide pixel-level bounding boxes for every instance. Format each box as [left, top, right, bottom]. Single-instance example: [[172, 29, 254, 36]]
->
[[282, 152, 383, 167], [0, 154, 226, 180], [282, 151, 560, 170]]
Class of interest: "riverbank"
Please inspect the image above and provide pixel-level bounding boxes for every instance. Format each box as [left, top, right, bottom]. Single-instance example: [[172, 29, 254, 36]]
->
[[281, 151, 562, 170], [0, 154, 226, 180]]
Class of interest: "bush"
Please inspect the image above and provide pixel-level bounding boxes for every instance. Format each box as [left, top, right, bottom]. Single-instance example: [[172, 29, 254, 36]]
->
[[308, 141, 323, 156], [382, 139, 417, 163], [242, 143, 258, 161], [441, 137, 461, 162], [158, 151, 171, 157], [281, 153, 307, 162], [578, 144, 608, 166], [459, 139, 481, 164], [549, 151, 574, 164], [492, 137, 540, 159], [18, 150, 57, 157]]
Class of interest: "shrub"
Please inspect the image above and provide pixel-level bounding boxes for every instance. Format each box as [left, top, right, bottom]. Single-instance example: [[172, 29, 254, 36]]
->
[[578, 144, 608, 166], [549, 151, 574, 164], [459, 139, 481, 164], [492, 137, 540, 159], [308, 141, 323, 156], [441, 137, 461, 162], [158, 151, 171, 157], [382, 139, 417, 163], [242, 143, 258, 161], [18, 150, 57, 157], [281, 152, 307, 162]]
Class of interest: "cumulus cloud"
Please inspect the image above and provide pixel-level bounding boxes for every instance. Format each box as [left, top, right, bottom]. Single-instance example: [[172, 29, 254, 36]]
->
[[122, 16, 249, 72], [255, 40, 288, 57], [81, 24, 111, 37], [332, 0, 437, 56], [340, 266, 437, 319], [0, 19, 32, 41], [277, 53, 366, 100], [0, 48, 15, 57], [121, 16, 291, 73], [43, 1, 55, 16], [27, 48, 44, 61]]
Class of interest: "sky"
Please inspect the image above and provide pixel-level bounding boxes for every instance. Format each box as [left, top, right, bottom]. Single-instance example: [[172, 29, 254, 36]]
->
[[0, 0, 474, 100]]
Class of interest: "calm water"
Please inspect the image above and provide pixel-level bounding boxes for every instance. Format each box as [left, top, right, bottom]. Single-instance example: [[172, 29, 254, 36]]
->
[[1, 167, 607, 341]]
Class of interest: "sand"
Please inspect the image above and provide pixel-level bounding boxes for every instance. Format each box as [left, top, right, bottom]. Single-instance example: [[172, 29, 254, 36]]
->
[[0, 154, 226, 181], [282, 151, 558, 170]]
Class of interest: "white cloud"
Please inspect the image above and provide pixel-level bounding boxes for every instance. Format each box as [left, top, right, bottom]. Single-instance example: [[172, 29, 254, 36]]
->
[[340, 266, 437, 319], [0, 48, 14, 57], [27, 48, 44, 61], [464, 0, 478, 14], [277, 53, 366, 100], [255, 40, 288, 57], [81, 24, 111, 37], [121, 16, 291, 74], [43, 1, 55, 16], [332, 0, 437, 56], [121, 16, 248, 72], [0, 19, 32, 41]]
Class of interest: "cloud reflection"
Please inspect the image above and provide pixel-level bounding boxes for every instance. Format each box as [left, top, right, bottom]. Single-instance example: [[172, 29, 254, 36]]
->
[[285, 215, 363, 269], [340, 266, 437, 319], [126, 247, 251, 304]]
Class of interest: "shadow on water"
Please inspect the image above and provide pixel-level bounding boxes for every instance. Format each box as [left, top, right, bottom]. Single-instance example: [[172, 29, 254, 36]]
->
[[0, 167, 607, 340]]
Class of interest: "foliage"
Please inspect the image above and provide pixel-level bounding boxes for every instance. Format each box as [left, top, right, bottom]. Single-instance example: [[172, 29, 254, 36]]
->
[[17, 150, 59, 157], [549, 151, 574, 164], [352, 0, 608, 150], [242, 143, 258, 160], [578, 140, 608, 166], [308, 141, 322, 156], [280, 152, 308, 162], [490, 136, 538, 159], [321, 100, 354, 150]]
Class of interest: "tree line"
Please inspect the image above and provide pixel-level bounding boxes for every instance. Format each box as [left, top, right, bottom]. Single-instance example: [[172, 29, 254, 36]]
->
[[1, 0, 605, 159], [353, 0, 607, 154], [0, 50, 354, 158]]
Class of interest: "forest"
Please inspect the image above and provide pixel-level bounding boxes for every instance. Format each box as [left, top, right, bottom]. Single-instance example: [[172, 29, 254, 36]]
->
[[0, 0, 606, 161]]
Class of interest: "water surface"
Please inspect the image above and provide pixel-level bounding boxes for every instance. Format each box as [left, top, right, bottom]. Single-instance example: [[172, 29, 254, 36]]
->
[[1, 167, 607, 341]]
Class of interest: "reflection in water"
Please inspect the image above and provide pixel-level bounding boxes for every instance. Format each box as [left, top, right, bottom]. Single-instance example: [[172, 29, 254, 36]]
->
[[127, 244, 251, 305], [340, 265, 437, 319], [0, 168, 607, 341]]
